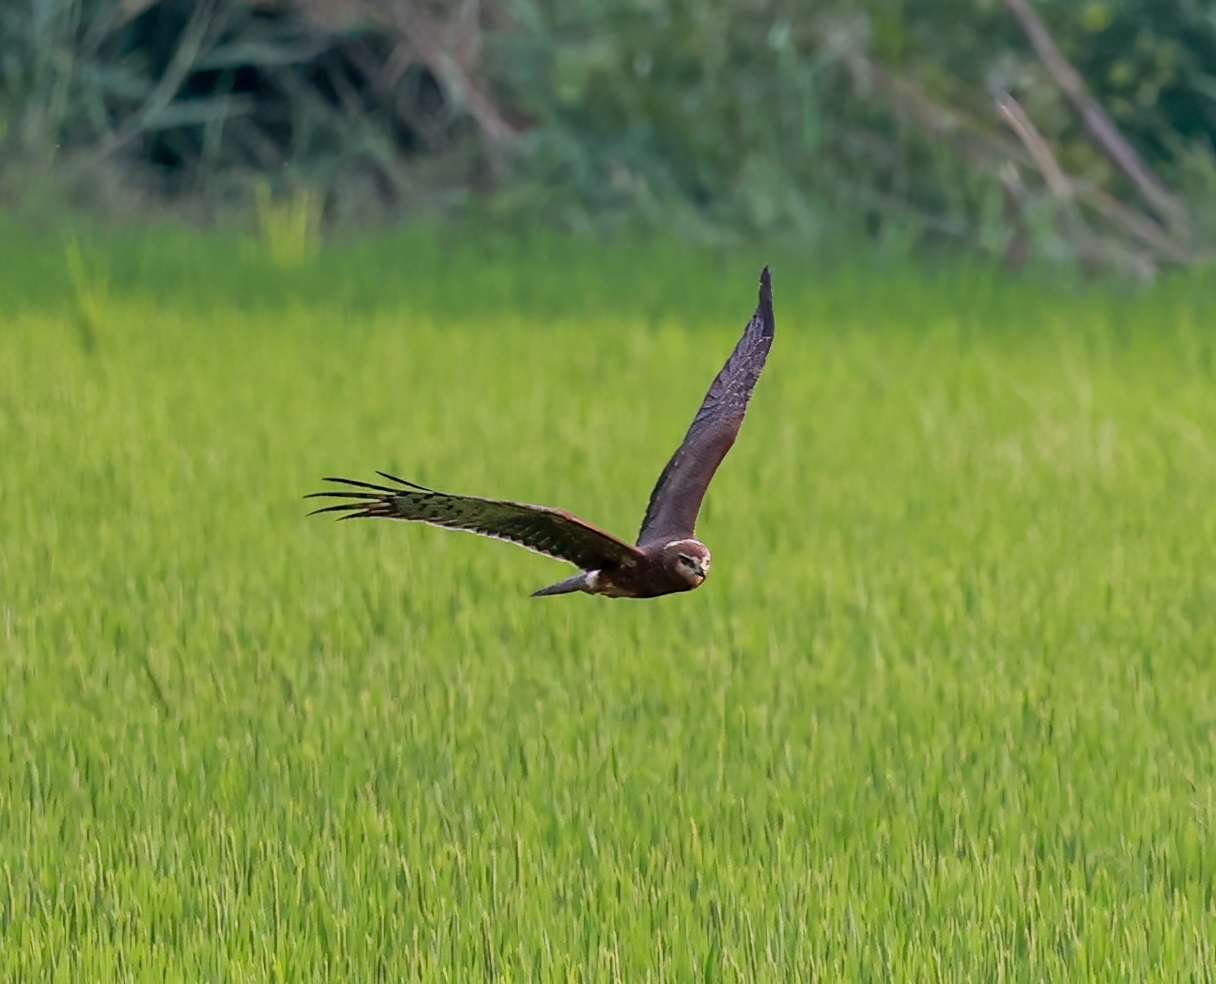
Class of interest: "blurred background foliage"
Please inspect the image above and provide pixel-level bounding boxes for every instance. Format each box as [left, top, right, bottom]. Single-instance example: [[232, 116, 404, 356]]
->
[[2, 0, 1214, 273]]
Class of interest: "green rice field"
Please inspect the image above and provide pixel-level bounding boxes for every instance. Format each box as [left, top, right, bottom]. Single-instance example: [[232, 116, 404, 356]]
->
[[3, 222, 1216, 979]]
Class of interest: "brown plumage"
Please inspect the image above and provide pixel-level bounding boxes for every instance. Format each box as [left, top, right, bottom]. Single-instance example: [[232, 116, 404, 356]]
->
[[307, 267, 776, 599]]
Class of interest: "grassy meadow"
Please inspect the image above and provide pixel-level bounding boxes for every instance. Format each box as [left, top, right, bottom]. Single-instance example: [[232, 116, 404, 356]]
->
[[3, 221, 1216, 979]]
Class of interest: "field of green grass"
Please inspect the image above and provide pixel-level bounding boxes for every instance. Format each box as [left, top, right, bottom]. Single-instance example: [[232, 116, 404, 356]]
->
[[3, 221, 1216, 979]]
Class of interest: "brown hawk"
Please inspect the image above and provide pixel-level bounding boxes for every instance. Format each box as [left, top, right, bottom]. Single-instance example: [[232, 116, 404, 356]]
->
[[308, 267, 776, 599]]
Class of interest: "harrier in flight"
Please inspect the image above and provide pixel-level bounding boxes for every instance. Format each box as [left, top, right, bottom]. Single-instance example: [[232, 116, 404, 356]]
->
[[308, 267, 776, 599]]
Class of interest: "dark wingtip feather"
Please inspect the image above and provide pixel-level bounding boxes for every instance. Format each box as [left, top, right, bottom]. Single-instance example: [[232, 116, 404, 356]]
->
[[307, 472, 417, 520], [308, 502, 371, 517], [756, 266, 774, 337], [321, 475, 399, 494], [376, 470, 433, 493], [304, 491, 383, 501]]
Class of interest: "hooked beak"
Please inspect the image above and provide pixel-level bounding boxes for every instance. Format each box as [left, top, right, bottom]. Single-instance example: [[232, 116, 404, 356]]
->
[[692, 561, 707, 579]]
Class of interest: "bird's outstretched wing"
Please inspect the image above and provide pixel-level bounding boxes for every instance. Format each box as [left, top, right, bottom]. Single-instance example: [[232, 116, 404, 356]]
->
[[636, 266, 775, 546], [308, 472, 643, 571]]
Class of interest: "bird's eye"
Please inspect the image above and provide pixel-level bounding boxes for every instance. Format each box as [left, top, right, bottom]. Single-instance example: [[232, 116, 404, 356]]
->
[[679, 555, 695, 567]]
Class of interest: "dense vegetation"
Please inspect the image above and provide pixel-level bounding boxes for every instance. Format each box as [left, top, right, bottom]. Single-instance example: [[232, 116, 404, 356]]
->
[[3, 1, 1215, 269], [3, 225, 1216, 977]]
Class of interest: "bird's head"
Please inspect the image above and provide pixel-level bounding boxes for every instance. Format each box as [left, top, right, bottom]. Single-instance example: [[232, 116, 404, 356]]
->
[[664, 539, 712, 587]]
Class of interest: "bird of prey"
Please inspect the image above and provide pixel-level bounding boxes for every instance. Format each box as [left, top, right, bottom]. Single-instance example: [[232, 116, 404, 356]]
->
[[308, 267, 776, 599]]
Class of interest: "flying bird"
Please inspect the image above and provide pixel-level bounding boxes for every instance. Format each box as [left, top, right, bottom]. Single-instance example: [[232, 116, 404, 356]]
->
[[308, 267, 776, 598]]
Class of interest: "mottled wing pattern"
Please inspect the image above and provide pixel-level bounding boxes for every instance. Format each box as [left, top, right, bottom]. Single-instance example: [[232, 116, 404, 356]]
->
[[308, 472, 643, 571], [637, 267, 775, 546]]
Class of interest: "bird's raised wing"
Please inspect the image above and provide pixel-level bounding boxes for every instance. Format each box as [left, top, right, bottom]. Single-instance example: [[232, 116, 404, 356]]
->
[[636, 266, 775, 546], [308, 472, 643, 571]]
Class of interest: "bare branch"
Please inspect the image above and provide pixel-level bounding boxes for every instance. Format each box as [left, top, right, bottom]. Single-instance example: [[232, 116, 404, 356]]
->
[[997, 92, 1197, 265], [992, 91, 1118, 270], [834, 39, 1198, 268], [1004, 0, 1189, 237], [387, 1, 517, 146], [995, 93, 1072, 202], [73, 0, 223, 170], [303, 0, 518, 148]]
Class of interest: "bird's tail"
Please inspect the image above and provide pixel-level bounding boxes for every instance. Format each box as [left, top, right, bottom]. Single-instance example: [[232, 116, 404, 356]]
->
[[531, 572, 591, 598]]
